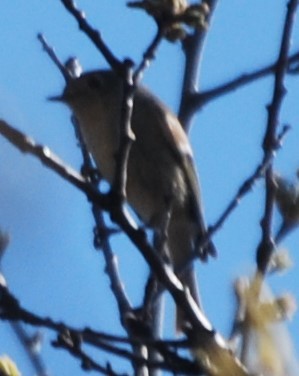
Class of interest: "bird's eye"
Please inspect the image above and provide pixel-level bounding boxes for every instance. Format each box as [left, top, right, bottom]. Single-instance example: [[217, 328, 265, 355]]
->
[[87, 76, 102, 90]]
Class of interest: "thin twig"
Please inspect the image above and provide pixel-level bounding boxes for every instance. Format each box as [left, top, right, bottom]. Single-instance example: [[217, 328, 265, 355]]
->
[[37, 33, 71, 83], [9, 322, 49, 376], [133, 27, 164, 83], [111, 61, 135, 207], [110, 61, 152, 376], [59, 0, 121, 72], [190, 50, 299, 111], [131, 31, 165, 373], [0, 285, 202, 374], [174, 124, 290, 281], [208, 125, 290, 241], [0, 120, 111, 210], [179, 0, 220, 129], [256, 0, 299, 275], [53, 334, 127, 376]]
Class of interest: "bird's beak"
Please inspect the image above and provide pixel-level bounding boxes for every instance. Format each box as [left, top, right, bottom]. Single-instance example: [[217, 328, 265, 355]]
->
[[47, 95, 65, 102]]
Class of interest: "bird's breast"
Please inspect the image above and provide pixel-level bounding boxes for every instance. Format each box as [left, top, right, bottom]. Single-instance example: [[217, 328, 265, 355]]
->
[[74, 102, 119, 184]]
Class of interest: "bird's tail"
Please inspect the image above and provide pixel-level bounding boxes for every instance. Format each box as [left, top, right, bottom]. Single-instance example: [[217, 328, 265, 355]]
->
[[175, 265, 202, 332], [167, 215, 205, 332]]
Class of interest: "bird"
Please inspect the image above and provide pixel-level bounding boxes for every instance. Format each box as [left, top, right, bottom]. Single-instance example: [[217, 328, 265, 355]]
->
[[52, 69, 216, 331]]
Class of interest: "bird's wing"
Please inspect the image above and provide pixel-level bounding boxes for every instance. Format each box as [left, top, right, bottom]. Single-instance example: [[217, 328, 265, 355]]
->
[[155, 101, 216, 258], [157, 105, 202, 219]]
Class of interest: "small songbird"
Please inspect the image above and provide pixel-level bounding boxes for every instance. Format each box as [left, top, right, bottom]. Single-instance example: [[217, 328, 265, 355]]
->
[[52, 70, 215, 331]]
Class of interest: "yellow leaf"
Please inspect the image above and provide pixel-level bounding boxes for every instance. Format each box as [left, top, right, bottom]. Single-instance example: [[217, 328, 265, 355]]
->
[[0, 355, 21, 376]]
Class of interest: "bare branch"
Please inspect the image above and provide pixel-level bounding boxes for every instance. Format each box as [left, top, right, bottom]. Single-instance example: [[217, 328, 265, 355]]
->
[[177, 124, 290, 283], [37, 33, 71, 83], [52, 333, 128, 376], [59, 0, 121, 72], [207, 125, 290, 243], [110, 61, 136, 208], [179, 0, 220, 129], [256, 0, 299, 275], [0, 285, 204, 374], [0, 120, 111, 210], [133, 27, 164, 83], [190, 50, 299, 111], [9, 322, 49, 376]]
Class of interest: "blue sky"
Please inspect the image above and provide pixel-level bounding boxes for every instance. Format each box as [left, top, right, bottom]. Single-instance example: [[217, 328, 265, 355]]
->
[[0, 1, 299, 375]]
